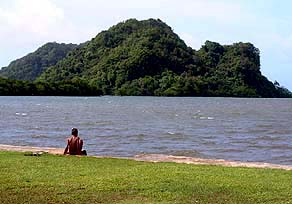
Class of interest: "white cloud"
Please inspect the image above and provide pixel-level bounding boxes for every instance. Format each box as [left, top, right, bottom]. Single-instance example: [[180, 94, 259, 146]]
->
[[0, 0, 247, 45], [165, 0, 244, 23], [94, 0, 242, 20], [0, 0, 68, 67], [178, 32, 204, 50], [0, 0, 64, 37], [0, 0, 97, 67]]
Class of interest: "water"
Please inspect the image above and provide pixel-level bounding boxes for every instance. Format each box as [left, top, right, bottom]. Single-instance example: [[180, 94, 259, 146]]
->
[[0, 96, 292, 165]]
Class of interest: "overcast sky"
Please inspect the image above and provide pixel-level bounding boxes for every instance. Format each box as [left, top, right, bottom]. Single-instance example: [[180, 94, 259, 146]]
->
[[1, 0, 291, 90]]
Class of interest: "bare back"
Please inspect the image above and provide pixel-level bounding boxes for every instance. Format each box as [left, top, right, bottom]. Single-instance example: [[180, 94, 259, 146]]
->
[[67, 136, 83, 155]]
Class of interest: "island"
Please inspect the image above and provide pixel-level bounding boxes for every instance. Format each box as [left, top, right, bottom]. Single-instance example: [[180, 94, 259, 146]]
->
[[1, 18, 291, 97]]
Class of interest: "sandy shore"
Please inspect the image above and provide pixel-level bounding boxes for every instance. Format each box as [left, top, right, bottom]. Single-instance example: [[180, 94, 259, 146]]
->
[[0, 144, 64, 155], [1, 144, 292, 170], [134, 154, 292, 170]]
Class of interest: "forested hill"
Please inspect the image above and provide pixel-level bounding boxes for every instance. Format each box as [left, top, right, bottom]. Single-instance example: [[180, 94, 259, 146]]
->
[[39, 19, 194, 84], [0, 42, 77, 81], [38, 19, 290, 97], [1, 18, 291, 97]]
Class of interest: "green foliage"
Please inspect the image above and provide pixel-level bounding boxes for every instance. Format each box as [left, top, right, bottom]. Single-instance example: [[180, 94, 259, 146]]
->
[[0, 77, 101, 96], [39, 19, 194, 87], [0, 42, 77, 81], [1, 19, 291, 97]]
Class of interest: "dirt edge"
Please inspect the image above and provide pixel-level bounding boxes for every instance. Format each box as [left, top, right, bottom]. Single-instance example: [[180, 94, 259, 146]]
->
[[1, 144, 291, 170]]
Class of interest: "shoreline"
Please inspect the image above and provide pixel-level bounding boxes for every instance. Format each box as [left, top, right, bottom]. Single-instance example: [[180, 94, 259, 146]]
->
[[1, 144, 292, 170]]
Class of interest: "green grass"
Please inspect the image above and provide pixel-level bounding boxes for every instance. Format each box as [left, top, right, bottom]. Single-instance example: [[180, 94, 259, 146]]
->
[[0, 151, 292, 204]]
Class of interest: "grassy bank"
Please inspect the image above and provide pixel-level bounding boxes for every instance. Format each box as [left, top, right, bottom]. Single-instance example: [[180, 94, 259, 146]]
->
[[0, 151, 291, 204]]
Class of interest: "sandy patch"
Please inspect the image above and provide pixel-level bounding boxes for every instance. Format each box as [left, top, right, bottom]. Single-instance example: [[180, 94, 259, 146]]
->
[[134, 154, 292, 170], [1, 144, 291, 170], [0, 144, 63, 155]]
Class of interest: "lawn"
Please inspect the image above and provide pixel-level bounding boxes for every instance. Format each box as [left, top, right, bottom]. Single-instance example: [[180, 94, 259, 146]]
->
[[0, 151, 291, 204]]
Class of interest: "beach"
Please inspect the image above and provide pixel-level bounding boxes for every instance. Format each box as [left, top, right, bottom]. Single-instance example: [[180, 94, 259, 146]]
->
[[1, 144, 292, 171]]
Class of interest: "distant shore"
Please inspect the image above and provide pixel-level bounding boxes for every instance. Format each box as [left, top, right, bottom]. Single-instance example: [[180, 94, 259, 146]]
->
[[1, 144, 291, 171]]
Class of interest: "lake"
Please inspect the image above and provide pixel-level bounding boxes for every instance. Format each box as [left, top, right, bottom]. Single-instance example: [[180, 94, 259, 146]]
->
[[0, 96, 292, 165]]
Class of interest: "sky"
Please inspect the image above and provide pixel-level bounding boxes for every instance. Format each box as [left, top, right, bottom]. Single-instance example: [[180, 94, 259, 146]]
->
[[0, 0, 291, 90]]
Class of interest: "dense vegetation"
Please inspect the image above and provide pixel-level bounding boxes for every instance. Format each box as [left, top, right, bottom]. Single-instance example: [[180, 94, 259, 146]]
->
[[1, 151, 292, 204], [0, 77, 101, 96], [0, 42, 77, 81], [1, 19, 291, 97]]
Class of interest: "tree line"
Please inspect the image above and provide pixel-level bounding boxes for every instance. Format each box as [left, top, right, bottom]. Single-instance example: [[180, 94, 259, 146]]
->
[[0, 77, 101, 96]]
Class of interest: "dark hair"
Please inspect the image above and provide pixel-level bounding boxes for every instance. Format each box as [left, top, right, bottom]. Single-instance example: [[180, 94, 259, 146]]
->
[[71, 128, 78, 136]]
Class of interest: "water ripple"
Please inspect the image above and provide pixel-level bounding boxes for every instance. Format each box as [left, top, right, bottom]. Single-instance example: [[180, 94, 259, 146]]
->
[[1, 96, 292, 165]]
